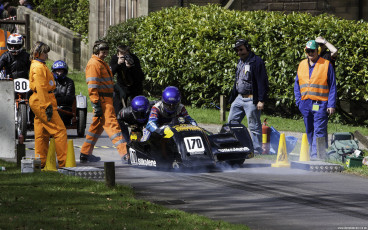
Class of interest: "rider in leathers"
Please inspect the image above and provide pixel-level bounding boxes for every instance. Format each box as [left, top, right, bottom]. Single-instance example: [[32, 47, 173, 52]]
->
[[0, 33, 30, 79], [52, 60, 75, 125]]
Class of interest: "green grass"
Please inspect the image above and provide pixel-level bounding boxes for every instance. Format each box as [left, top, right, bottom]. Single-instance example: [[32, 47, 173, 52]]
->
[[0, 160, 249, 230]]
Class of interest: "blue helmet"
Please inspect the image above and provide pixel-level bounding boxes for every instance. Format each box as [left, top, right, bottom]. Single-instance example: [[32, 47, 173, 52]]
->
[[162, 86, 181, 114], [131, 96, 150, 123], [51, 60, 68, 80]]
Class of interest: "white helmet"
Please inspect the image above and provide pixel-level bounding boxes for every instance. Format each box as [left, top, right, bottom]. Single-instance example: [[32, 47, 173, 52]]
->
[[7, 33, 24, 54]]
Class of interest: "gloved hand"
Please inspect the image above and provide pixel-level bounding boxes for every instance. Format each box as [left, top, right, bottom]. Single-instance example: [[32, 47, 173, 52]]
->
[[45, 105, 53, 121], [92, 101, 103, 118], [117, 110, 123, 120], [315, 36, 327, 45], [154, 126, 165, 136]]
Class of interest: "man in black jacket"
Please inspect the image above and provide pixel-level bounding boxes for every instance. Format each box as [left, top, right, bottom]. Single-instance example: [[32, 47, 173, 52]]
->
[[228, 39, 269, 154], [0, 33, 30, 79], [51, 60, 75, 125], [110, 44, 145, 131]]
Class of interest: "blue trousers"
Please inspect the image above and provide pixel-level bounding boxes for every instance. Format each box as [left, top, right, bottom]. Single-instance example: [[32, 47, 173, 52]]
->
[[298, 99, 328, 158], [228, 95, 262, 153]]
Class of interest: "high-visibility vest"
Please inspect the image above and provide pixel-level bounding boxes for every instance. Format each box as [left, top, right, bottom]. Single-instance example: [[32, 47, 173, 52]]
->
[[85, 55, 114, 103], [297, 58, 330, 101], [0, 29, 11, 56]]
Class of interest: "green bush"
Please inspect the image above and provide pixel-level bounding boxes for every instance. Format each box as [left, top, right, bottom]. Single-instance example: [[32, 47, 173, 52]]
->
[[33, 0, 89, 41], [104, 4, 368, 120]]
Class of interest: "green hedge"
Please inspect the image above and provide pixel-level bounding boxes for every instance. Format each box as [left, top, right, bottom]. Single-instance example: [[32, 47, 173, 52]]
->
[[33, 0, 89, 41], [104, 4, 368, 117]]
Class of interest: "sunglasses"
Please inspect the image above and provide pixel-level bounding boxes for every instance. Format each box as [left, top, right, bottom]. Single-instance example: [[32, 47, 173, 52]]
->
[[100, 47, 109, 51], [305, 49, 316, 53]]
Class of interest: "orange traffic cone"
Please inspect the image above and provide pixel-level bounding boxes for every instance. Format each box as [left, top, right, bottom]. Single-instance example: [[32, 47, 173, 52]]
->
[[43, 138, 57, 171], [299, 134, 310, 162], [271, 133, 290, 167], [65, 139, 76, 167]]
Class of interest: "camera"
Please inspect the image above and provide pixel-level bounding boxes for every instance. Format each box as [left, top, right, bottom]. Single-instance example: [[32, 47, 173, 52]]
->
[[124, 54, 135, 66]]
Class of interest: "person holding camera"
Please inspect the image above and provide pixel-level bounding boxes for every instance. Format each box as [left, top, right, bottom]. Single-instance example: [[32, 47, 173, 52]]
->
[[110, 45, 144, 133], [227, 39, 269, 155]]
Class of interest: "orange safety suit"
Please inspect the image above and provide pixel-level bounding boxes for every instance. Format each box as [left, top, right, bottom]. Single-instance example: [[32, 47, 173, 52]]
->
[[0, 29, 11, 56], [29, 60, 67, 167], [80, 55, 127, 157]]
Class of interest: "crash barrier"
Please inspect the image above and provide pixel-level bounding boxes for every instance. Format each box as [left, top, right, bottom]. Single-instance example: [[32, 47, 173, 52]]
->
[[269, 126, 298, 154], [0, 29, 10, 56], [0, 80, 15, 159], [271, 133, 290, 167]]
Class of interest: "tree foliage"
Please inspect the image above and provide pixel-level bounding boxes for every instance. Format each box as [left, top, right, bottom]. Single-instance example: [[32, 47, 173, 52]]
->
[[33, 0, 89, 41]]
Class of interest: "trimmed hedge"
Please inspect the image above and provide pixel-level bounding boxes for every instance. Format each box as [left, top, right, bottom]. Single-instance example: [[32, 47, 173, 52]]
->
[[104, 4, 368, 119]]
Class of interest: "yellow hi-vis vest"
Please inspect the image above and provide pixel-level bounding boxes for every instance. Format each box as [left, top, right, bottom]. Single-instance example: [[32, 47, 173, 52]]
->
[[297, 58, 330, 101], [0, 29, 11, 56]]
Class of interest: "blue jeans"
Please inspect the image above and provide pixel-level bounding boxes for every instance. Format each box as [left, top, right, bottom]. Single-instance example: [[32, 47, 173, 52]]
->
[[228, 95, 262, 153]]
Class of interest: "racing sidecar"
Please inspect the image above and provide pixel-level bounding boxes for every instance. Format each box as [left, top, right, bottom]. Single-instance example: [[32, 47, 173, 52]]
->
[[127, 120, 254, 169]]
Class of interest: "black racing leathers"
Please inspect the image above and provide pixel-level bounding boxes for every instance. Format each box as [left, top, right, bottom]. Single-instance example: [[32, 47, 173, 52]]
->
[[0, 50, 31, 79], [54, 76, 75, 107]]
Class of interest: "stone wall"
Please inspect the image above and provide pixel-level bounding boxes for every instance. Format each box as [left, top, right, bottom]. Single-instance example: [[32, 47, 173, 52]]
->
[[17, 6, 82, 70]]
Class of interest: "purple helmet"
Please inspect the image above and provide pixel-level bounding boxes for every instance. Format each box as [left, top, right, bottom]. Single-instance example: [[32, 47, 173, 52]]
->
[[51, 60, 68, 80], [162, 86, 181, 114], [131, 96, 150, 123]]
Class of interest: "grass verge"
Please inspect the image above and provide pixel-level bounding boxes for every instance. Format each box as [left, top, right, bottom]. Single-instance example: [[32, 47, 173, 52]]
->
[[0, 160, 249, 230]]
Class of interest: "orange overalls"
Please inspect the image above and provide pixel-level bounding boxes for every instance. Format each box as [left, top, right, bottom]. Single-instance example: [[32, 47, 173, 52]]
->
[[80, 55, 127, 157], [29, 60, 67, 168]]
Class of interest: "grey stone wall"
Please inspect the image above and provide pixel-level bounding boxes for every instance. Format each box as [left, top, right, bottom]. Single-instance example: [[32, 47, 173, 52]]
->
[[17, 6, 82, 70]]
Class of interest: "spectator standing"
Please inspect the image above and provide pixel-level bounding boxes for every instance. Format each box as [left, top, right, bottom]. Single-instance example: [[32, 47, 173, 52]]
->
[[227, 39, 269, 155], [80, 40, 128, 163], [315, 36, 338, 69], [19, 0, 32, 9], [28, 41, 67, 168], [294, 40, 337, 159], [2, 2, 16, 33], [110, 45, 144, 135]]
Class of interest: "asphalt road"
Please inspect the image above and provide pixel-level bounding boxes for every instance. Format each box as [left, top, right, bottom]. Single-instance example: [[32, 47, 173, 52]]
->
[[22, 113, 368, 230]]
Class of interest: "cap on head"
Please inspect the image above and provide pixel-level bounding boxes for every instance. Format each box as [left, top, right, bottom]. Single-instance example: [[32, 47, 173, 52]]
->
[[233, 39, 249, 51], [306, 40, 318, 50]]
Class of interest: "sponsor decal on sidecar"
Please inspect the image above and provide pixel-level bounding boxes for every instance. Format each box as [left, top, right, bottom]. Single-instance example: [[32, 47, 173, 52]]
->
[[218, 147, 250, 152]]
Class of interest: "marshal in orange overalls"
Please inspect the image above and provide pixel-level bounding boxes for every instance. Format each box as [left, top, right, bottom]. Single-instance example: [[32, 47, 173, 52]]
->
[[29, 60, 67, 168], [80, 55, 127, 158]]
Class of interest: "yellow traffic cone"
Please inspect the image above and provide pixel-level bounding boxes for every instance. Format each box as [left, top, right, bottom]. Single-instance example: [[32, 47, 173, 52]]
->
[[43, 138, 57, 171], [271, 133, 290, 167], [65, 139, 76, 167], [299, 133, 310, 162]]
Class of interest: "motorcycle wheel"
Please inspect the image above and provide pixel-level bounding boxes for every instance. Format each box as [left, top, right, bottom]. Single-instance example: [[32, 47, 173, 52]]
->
[[77, 109, 86, 137], [17, 103, 28, 139]]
